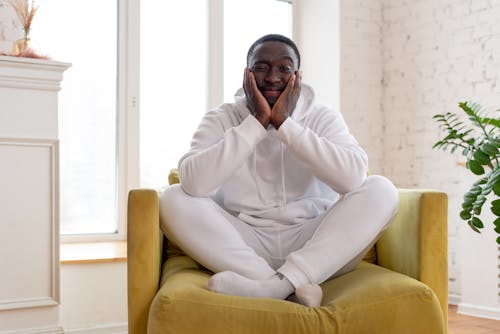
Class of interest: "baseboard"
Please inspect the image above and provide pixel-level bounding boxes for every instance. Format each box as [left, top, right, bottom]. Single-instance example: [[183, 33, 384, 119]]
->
[[457, 303, 500, 320], [0, 326, 64, 334], [63, 323, 127, 334], [448, 293, 461, 305]]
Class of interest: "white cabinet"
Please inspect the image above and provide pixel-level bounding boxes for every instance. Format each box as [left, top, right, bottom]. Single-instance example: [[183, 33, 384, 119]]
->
[[0, 56, 70, 334]]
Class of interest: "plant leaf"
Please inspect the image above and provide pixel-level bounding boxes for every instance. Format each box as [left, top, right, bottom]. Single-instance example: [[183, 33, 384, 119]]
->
[[494, 180, 500, 196], [473, 178, 488, 185], [471, 216, 484, 229], [470, 185, 482, 194], [490, 137, 500, 146], [462, 201, 473, 210], [463, 190, 478, 201], [491, 202, 500, 216], [482, 117, 500, 128], [491, 199, 500, 215], [480, 142, 499, 156], [460, 210, 472, 220], [467, 220, 481, 233], [473, 198, 484, 214], [473, 150, 491, 165], [467, 160, 485, 175], [482, 185, 492, 196]]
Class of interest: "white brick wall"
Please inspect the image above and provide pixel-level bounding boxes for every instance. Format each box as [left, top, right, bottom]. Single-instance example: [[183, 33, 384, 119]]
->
[[342, 0, 500, 302], [340, 0, 385, 175], [382, 0, 500, 299]]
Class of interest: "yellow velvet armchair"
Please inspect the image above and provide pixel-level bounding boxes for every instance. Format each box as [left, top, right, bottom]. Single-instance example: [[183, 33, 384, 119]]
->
[[128, 170, 448, 334]]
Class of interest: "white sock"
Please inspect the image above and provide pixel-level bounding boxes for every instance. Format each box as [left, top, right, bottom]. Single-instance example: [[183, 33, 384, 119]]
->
[[294, 284, 323, 307], [207, 271, 294, 300]]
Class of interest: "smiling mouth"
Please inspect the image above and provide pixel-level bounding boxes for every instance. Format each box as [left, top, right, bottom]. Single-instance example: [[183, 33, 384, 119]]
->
[[262, 89, 283, 98]]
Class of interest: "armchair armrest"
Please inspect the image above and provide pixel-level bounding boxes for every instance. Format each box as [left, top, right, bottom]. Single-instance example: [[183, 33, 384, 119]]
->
[[376, 189, 448, 326], [127, 189, 162, 334]]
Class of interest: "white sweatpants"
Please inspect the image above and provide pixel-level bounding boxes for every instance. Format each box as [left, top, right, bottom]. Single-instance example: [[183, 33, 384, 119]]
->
[[159, 175, 398, 288]]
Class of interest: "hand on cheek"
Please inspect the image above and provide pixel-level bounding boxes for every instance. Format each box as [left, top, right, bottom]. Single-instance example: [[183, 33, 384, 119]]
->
[[271, 70, 301, 129], [243, 68, 271, 128]]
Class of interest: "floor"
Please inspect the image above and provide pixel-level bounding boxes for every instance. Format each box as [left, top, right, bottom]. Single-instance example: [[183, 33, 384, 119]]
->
[[449, 305, 500, 334]]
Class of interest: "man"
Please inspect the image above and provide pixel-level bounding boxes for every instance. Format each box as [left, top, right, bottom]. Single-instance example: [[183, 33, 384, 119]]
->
[[160, 34, 398, 307]]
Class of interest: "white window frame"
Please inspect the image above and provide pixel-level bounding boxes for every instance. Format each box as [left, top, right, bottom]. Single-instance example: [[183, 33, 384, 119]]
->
[[207, 0, 224, 109], [119, 0, 141, 241]]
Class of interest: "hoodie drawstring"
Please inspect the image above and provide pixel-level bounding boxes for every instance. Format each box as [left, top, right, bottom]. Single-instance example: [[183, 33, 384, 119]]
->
[[253, 148, 265, 202], [280, 142, 287, 206]]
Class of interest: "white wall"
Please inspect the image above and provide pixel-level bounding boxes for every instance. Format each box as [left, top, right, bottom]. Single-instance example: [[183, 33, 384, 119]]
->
[[293, 0, 385, 175], [59, 263, 127, 334], [293, 0, 341, 113], [339, 0, 385, 175]]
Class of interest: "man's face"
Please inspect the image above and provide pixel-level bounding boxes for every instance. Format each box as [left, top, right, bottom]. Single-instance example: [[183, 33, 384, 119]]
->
[[248, 41, 299, 107]]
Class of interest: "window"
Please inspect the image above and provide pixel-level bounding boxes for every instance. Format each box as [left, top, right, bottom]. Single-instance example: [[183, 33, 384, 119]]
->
[[31, 0, 119, 235], [30, 0, 292, 237], [139, 1, 207, 188], [141, 0, 293, 188]]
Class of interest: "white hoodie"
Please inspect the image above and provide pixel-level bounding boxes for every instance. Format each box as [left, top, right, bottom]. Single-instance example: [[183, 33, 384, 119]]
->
[[178, 84, 368, 227]]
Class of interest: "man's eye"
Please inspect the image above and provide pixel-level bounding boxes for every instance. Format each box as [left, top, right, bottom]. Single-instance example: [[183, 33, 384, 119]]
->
[[253, 65, 268, 72], [280, 66, 292, 72]]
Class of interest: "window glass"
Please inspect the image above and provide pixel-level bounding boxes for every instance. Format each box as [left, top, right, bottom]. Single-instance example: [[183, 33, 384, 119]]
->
[[223, 0, 292, 102], [31, 0, 118, 234], [140, 1, 207, 188]]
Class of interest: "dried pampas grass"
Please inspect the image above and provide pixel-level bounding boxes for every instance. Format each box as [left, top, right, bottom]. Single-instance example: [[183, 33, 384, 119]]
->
[[7, 0, 38, 36]]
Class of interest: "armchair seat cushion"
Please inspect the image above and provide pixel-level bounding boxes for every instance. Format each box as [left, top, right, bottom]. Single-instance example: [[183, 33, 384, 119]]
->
[[148, 257, 444, 334]]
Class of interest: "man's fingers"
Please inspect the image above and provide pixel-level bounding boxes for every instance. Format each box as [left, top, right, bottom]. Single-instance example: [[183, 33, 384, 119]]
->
[[243, 68, 251, 94], [293, 70, 301, 95], [277, 74, 296, 103], [249, 72, 258, 92], [287, 74, 295, 91]]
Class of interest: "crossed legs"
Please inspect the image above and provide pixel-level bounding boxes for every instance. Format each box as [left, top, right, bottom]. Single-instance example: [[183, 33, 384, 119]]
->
[[159, 175, 398, 306]]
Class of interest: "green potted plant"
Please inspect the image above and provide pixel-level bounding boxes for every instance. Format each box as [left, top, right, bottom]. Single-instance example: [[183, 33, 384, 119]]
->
[[433, 102, 500, 244]]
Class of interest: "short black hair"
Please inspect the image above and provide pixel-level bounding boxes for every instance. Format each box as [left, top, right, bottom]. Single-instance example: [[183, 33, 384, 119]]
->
[[247, 34, 301, 69]]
